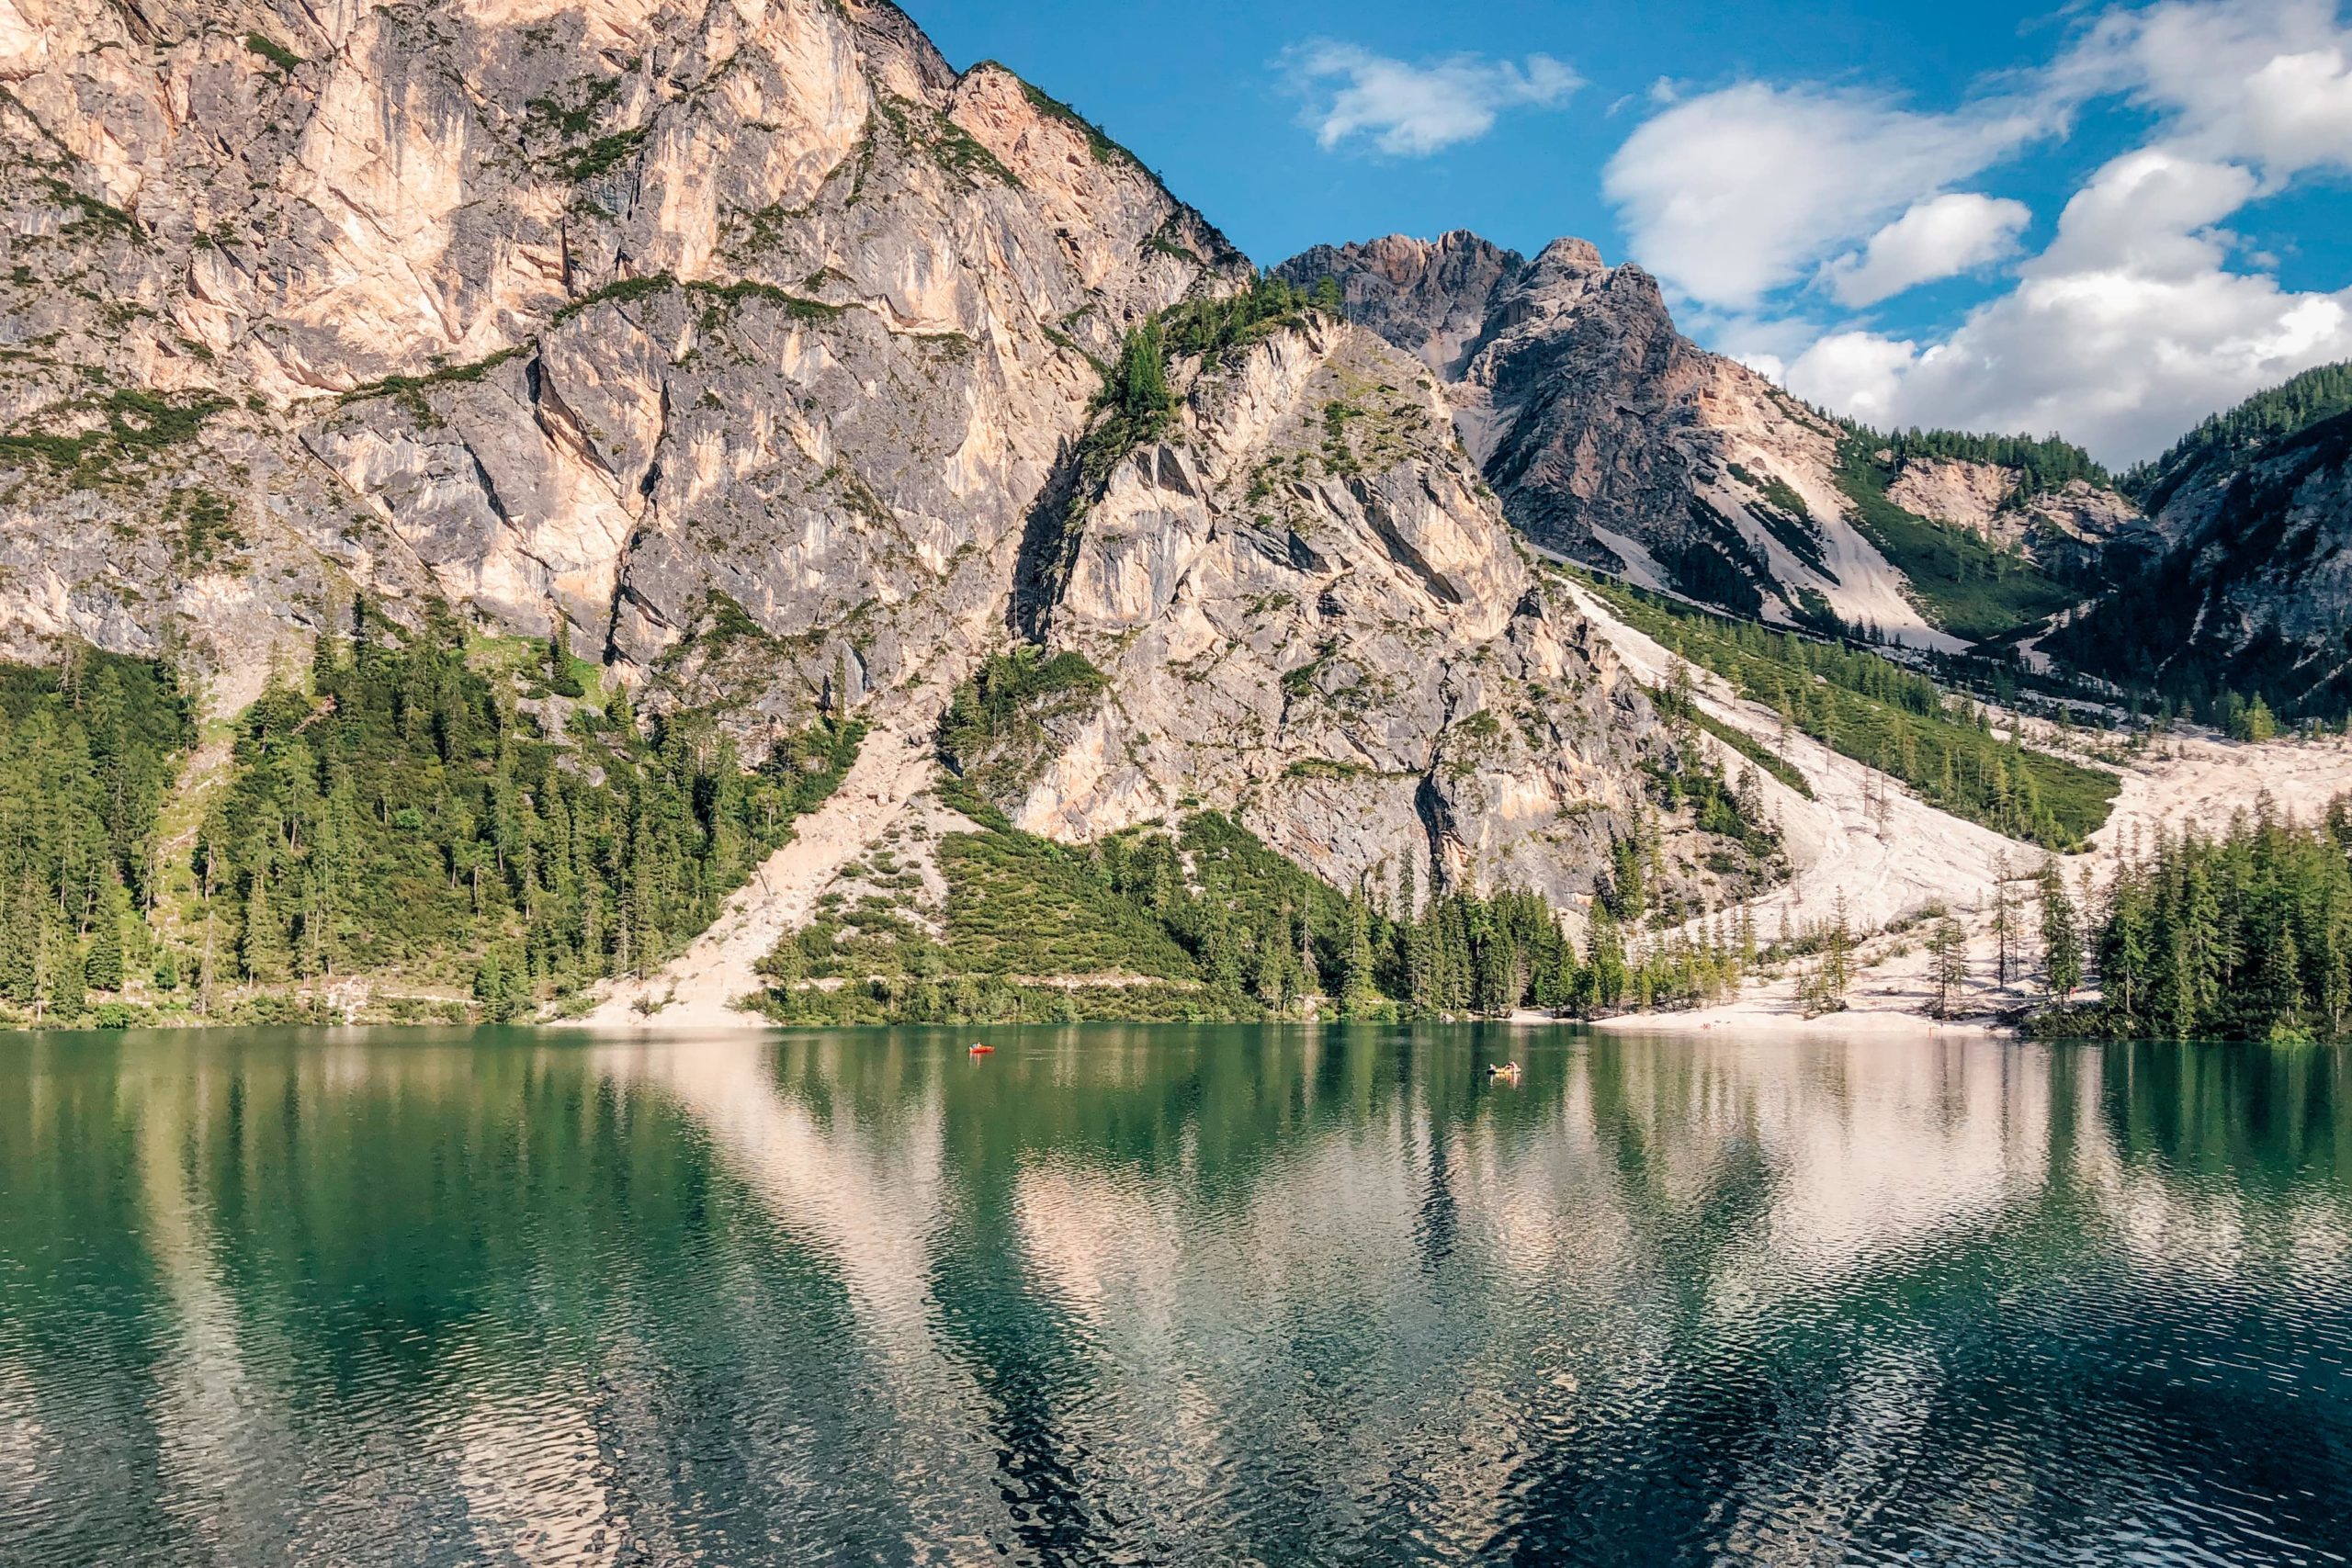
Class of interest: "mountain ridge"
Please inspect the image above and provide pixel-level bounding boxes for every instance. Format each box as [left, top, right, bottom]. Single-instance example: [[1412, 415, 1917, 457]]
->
[[1275, 230, 2136, 653]]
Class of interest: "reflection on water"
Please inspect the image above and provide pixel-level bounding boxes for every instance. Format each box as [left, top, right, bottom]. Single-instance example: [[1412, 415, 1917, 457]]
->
[[2, 1026, 2349, 1565]]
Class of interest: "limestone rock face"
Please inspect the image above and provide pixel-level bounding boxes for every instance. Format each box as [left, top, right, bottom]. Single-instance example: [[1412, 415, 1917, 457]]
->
[[1280, 235, 1953, 647], [1886, 458, 2143, 581], [988, 315, 1769, 912], [1280, 232, 2143, 653], [0, 0, 1234, 725], [1277, 231, 1520, 379]]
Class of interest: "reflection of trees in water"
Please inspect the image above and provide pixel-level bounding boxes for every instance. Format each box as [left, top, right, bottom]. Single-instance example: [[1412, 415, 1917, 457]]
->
[[2, 1030, 2349, 1563], [2099, 1039, 2352, 1189]]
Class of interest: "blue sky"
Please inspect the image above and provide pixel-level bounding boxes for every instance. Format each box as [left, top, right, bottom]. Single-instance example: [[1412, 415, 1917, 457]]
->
[[903, 0, 2352, 464]]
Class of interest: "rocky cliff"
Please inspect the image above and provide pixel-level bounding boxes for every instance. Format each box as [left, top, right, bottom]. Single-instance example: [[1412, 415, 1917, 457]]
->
[[1883, 460, 2143, 583], [0, 0, 1235, 728], [1279, 231, 2134, 652], [0, 1, 1737, 930], [981, 304, 1767, 910], [2047, 406, 2352, 713]]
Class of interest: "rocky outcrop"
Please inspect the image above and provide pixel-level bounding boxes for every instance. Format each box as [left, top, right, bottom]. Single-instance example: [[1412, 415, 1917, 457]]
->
[[0, 0, 1235, 725], [1276, 231, 1520, 379], [969, 312, 1775, 913], [2047, 411, 2352, 711], [1282, 233, 2057, 652], [1885, 458, 2143, 582]]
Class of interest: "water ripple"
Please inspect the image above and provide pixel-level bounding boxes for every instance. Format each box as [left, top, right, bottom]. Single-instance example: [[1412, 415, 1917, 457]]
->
[[0, 1028, 2347, 1564]]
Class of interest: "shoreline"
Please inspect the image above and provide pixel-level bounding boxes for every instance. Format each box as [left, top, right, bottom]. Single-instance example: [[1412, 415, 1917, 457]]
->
[[1577, 1005, 2010, 1038]]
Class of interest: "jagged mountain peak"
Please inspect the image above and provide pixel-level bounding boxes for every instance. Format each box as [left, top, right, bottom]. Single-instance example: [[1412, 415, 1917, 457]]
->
[[1526, 235, 1608, 277], [1278, 231, 1524, 380], [1280, 229, 2150, 655]]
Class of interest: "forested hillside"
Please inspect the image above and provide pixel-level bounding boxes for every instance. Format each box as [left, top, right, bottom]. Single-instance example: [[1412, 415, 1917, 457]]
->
[[1865, 426, 2110, 497], [2038, 797, 2352, 1043], [1576, 570, 2120, 851], [0, 609, 860, 1027], [0, 652, 189, 1021], [1830, 437, 2082, 639], [749, 806, 1764, 1026], [2049, 402, 2352, 725], [2125, 362, 2352, 512]]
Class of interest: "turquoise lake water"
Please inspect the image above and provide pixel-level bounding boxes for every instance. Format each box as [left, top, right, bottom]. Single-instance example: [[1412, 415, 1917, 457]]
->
[[1, 1025, 2347, 1564]]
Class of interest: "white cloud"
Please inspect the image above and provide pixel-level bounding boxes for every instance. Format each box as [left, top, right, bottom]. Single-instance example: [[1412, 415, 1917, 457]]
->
[[1784, 331, 1923, 427], [2068, 0, 2352, 176], [1785, 144, 2352, 460], [1821, 193, 2034, 306], [2032, 148, 2256, 275], [1616, 0, 2352, 463], [1285, 43, 1581, 156], [1601, 83, 2056, 310]]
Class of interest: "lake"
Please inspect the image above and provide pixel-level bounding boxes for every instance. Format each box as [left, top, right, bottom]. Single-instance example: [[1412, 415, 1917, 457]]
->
[[1, 1026, 2347, 1565]]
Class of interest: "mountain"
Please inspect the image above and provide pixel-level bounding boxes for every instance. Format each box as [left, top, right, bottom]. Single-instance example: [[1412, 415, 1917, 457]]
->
[[1276, 232, 2139, 650], [0, 0, 1238, 729], [963, 283, 1769, 911], [0, 0, 1773, 1022], [2046, 366, 2352, 716]]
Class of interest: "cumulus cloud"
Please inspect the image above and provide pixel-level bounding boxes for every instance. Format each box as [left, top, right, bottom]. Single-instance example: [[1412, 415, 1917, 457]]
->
[[1601, 83, 2055, 310], [2068, 0, 2352, 175], [1285, 43, 1581, 156], [1610, 0, 2352, 463], [1821, 193, 2034, 306], [1785, 143, 2352, 461]]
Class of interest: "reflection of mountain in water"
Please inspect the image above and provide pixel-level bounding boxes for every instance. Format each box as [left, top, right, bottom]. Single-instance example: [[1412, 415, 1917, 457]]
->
[[1, 1028, 2347, 1564]]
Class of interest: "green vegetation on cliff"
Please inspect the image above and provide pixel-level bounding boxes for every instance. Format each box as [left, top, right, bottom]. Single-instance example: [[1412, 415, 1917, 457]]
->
[[1861, 425, 2110, 496], [1578, 570, 2117, 850], [763, 642, 1783, 1026], [1831, 437, 2078, 642], [0, 609, 861, 1027], [183, 604, 858, 1016], [935, 647, 1109, 807]]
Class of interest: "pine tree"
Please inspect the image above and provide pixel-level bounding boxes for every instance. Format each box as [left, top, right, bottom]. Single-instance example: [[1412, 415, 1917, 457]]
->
[[1198, 905, 1243, 994], [35, 912, 82, 1021], [1587, 903, 1627, 1010], [548, 614, 586, 698], [1339, 896, 1378, 1017], [1989, 852, 2017, 987], [1928, 917, 1969, 1019], [474, 946, 510, 1021], [1252, 910, 1294, 1013], [83, 872, 126, 992], [0, 873, 37, 1007], [2040, 860, 2082, 1002], [1826, 892, 1853, 998], [1473, 908, 1519, 1016]]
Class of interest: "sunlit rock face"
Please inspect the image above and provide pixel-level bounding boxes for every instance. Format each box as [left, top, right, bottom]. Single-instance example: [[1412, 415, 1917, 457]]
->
[[994, 312, 1740, 908], [0, 2, 1742, 913], [0, 0, 1234, 721], [1884, 457, 2143, 581], [1278, 232, 2156, 653]]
